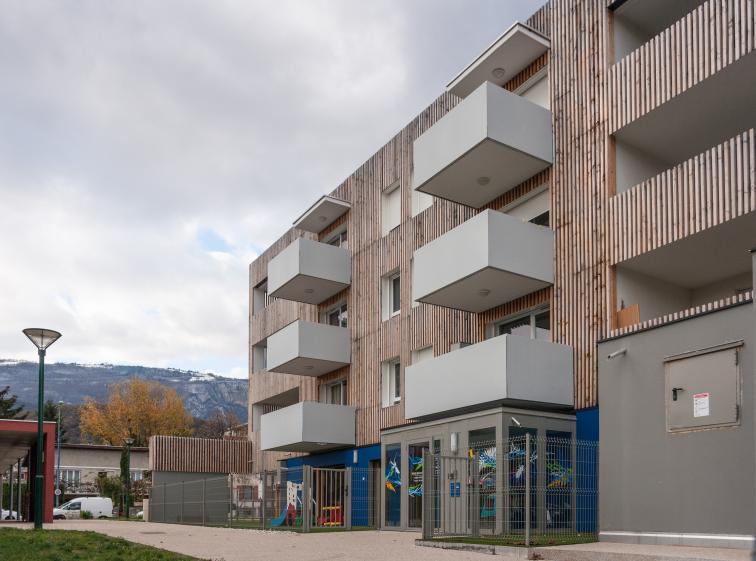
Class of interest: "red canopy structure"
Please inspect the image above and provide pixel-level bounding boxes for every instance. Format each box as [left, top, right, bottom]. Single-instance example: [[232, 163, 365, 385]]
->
[[0, 419, 55, 523]]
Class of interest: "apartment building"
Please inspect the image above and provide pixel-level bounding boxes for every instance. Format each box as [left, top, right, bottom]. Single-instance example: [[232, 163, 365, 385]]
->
[[249, 0, 755, 547]]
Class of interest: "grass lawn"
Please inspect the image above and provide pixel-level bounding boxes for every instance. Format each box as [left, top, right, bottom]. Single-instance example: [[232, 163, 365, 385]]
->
[[435, 533, 597, 547], [0, 528, 204, 561]]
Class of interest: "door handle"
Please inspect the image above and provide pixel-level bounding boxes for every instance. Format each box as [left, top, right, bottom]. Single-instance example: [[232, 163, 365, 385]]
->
[[672, 387, 684, 401]]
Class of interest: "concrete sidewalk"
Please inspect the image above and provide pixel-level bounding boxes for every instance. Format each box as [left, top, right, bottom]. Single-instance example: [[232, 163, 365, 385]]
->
[[535, 541, 749, 561], [49, 520, 489, 561]]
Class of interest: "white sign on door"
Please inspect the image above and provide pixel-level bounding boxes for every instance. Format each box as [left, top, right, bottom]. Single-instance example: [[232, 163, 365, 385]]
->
[[693, 392, 710, 418]]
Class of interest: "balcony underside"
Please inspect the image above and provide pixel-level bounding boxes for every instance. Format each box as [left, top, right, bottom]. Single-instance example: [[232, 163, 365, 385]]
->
[[269, 274, 348, 305], [415, 138, 552, 209], [270, 356, 349, 377], [419, 266, 551, 314]]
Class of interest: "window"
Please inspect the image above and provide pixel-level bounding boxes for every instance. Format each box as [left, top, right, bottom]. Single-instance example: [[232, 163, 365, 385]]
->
[[411, 186, 433, 217], [493, 307, 550, 341], [515, 67, 549, 109], [321, 379, 347, 405], [381, 272, 401, 320], [381, 183, 401, 235], [252, 279, 272, 314], [252, 344, 267, 372], [325, 303, 348, 328], [391, 275, 400, 315], [502, 187, 550, 226], [327, 229, 348, 249], [61, 469, 81, 487], [130, 470, 144, 481], [381, 359, 401, 407], [411, 346, 434, 364]]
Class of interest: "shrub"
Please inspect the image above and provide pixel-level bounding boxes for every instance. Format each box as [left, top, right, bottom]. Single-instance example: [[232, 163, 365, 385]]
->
[[81, 510, 93, 520]]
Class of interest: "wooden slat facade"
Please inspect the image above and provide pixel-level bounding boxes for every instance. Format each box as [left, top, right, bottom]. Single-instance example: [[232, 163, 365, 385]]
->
[[248, 0, 756, 467], [149, 436, 254, 474], [609, 0, 756, 133], [608, 128, 756, 264]]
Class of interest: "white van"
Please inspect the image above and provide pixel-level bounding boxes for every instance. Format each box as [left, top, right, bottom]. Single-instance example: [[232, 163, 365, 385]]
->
[[53, 497, 114, 519]]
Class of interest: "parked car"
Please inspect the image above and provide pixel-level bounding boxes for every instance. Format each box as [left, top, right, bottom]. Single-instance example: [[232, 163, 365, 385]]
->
[[53, 497, 114, 520], [1, 508, 19, 520]]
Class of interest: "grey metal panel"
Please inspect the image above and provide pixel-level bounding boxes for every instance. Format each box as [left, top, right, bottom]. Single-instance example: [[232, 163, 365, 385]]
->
[[267, 238, 350, 304], [413, 82, 553, 209], [266, 320, 350, 376], [260, 401, 355, 452], [412, 210, 554, 313], [665, 346, 740, 431], [598, 303, 755, 536], [404, 334, 573, 419]]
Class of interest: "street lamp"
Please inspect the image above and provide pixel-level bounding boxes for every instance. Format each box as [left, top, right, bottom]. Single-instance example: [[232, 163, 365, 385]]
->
[[124, 437, 134, 519], [22, 328, 62, 530], [55, 401, 64, 507]]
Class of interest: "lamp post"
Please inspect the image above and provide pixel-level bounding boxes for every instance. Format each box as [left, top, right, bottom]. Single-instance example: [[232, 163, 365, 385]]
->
[[124, 437, 134, 519], [55, 400, 63, 507], [22, 328, 62, 530]]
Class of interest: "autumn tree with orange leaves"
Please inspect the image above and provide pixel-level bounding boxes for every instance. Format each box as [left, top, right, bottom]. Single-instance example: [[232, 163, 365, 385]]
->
[[80, 378, 192, 446]]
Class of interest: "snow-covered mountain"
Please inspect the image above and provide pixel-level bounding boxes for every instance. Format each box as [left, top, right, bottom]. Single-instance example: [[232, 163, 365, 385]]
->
[[0, 359, 247, 421]]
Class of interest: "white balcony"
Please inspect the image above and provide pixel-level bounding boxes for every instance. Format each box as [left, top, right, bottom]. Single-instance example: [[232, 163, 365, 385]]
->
[[266, 320, 350, 377], [260, 401, 356, 453], [405, 334, 573, 419], [413, 82, 552, 209], [412, 210, 553, 313], [268, 238, 350, 305]]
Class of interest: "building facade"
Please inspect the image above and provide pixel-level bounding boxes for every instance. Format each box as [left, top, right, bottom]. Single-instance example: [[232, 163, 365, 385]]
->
[[249, 0, 755, 546], [58, 444, 148, 496]]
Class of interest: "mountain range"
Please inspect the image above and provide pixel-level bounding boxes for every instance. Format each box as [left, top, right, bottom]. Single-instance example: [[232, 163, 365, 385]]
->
[[0, 359, 247, 421]]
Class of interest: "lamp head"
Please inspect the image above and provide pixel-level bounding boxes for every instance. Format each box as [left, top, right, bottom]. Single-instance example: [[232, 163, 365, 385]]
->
[[124, 437, 135, 447], [23, 328, 62, 351]]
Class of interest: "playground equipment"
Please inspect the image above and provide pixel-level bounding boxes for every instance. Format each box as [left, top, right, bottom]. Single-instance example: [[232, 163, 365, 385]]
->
[[270, 481, 303, 527]]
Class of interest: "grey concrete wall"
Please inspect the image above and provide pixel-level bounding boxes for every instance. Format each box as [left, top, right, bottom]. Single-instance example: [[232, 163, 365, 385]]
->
[[598, 302, 755, 536], [405, 334, 572, 419]]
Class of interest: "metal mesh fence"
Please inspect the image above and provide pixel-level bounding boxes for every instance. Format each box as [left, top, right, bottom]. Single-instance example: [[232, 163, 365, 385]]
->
[[422, 435, 598, 547], [149, 466, 381, 532]]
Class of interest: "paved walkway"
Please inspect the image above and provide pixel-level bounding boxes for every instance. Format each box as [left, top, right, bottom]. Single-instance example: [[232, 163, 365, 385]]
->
[[43, 521, 750, 561], [49, 520, 487, 561]]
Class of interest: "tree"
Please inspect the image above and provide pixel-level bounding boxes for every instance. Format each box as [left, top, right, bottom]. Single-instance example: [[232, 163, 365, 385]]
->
[[0, 386, 27, 419], [42, 400, 68, 442], [79, 378, 192, 447], [193, 410, 241, 439]]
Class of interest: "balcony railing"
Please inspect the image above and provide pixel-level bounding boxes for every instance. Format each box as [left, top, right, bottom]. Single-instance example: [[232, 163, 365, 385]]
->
[[413, 82, 552, 209], [405, 334, 573, 419], [266, 320, 350, 377], [260, 401, 356, 453], [412, 210, 553, 313], [268, 238, 350, 305]]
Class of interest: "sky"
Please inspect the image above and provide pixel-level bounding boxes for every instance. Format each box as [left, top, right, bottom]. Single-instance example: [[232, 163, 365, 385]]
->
[[0, 0, 543, 379]]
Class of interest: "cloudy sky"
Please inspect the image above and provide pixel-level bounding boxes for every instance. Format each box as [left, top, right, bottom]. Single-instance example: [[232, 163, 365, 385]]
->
[[0, 1, 543, 378]]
